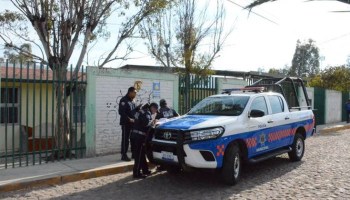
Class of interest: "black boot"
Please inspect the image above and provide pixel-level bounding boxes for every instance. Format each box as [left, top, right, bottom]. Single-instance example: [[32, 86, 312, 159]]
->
[[121, 155, 131, 161]]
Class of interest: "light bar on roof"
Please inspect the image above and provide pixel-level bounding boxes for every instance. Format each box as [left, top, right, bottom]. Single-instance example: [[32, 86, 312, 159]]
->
[[222, 87, 265, 94]]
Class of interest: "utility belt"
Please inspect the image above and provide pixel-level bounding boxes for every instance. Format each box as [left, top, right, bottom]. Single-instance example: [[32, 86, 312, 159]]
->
[[132, 129, 146, 136]]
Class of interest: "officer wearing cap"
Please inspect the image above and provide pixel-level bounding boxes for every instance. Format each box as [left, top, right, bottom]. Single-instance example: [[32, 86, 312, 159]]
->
[[132, 102, 159, 178], [118, 87, 137, 161], [157, 99, 179, 119]]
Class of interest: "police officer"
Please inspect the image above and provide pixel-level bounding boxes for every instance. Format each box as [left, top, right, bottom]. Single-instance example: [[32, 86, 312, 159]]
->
[[157, 99, 179, 119], [118, 87, 137, 161], [132, 103, 159, 178]]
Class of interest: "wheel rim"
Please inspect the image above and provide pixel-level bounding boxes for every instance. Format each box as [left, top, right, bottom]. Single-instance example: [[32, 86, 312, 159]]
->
[[296, 138, 304, 157], [233, 154, 240, 179]]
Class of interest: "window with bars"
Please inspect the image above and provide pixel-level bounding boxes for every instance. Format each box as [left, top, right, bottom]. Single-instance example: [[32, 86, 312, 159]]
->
[[1, 88, 20, 124]]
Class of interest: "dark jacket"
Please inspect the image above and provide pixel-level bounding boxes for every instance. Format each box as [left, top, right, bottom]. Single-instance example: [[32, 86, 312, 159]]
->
[[133, 109, 152, 134], [346, 102, 350, 112], [118, 95, 136, 125], [156, 107, 179, 119]]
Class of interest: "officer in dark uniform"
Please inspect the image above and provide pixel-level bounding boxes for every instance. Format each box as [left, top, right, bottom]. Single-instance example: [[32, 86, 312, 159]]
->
[[154, 99, 179, 171], [118, 87, 137, 161], [157, 99, 179, 119], [132, 102, 159, 178]]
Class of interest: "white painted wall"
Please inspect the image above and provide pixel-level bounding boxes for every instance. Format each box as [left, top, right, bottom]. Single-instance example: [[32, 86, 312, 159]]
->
[[298, 87, 314, 110], [325, 90, 342, 123], [95, 76, 175, 155], [217, 77, 246, 92]]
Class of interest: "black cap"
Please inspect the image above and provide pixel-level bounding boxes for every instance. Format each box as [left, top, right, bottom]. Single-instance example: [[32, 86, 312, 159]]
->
[[128, 87, 137, 93], [160, 99, 167, 107], [150, 102, 159, 109]]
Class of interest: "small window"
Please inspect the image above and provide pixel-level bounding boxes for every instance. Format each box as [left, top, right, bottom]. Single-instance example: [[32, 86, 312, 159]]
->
[[1, 88, 20, 124], [268, 95, 284, 114], [250, 96, 268, 115]]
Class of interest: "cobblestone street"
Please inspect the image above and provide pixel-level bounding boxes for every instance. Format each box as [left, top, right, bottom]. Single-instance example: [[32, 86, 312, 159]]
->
[[1, 130, 350, 200]]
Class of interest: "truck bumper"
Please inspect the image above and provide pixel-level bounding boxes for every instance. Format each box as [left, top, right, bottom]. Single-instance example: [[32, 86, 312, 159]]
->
[[150, 140, 218, 169]]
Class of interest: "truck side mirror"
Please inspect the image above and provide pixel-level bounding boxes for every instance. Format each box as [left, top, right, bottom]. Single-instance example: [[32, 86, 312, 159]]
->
[[249, 109, 265, 118]]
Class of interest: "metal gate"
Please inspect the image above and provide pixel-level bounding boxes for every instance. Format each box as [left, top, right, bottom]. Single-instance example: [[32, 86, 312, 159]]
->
[[178, 74, 218, 115], [0, 61, 86, 169], [342, 92, 349, 122], [313, 87, 326, 125]]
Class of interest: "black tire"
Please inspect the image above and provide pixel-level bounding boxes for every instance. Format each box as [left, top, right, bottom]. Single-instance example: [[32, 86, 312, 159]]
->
[[221, 143, 241, 185], [288, 133, 305, 162], [166, 165, 182, 174]]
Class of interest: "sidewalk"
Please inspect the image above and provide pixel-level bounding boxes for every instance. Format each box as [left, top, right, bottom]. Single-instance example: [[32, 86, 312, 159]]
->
[[316, 121, 350, 134], [0, 154, 134, 193], [1, 122, 350, 193]]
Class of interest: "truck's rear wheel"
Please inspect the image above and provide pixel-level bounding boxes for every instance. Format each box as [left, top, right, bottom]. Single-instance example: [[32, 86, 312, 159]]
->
[[288, 133, 305, 162], [221, 143, 241, 185]]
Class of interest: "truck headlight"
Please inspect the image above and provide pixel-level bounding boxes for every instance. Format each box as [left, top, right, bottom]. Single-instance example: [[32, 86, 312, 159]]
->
[[190, 127, 224, 141]]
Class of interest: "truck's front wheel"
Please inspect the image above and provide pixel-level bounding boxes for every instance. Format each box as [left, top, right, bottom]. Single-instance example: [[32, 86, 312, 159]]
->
[[288, 133, 305, 162], [221, 143, 241, 185]]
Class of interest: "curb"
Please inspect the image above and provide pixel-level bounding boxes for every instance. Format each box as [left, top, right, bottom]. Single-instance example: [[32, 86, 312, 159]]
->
[[318, 124, 350, 134], [0, 163, 134, 193]]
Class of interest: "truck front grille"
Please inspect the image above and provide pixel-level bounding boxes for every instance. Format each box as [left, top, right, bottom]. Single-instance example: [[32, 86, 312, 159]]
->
[[154, 129, 192, 142]]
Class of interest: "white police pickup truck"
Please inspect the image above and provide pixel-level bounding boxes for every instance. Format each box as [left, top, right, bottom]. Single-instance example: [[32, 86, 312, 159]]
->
[[151, 80, 315, 185]]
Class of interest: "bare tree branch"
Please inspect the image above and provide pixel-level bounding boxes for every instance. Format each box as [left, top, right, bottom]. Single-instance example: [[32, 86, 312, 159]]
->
[[0, 34, 47, 63]]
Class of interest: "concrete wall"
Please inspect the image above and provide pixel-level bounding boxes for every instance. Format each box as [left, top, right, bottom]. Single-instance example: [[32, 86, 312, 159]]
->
[[306, 87, 314, 109], [325, 89, 342, 123], [298, 87, 314, 109], [216, 77, 247, 92], [86, 67, 179, 156]]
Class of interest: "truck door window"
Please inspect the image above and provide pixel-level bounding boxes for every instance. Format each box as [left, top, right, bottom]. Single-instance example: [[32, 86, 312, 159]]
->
[[250, 97, 268, 115], [268, 95, 284, 114]]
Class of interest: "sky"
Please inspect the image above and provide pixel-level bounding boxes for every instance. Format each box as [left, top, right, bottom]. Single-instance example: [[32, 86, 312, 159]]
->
[[1, 0, 350, 72]]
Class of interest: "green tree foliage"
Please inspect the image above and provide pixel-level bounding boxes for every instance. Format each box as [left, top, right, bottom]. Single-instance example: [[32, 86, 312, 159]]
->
[[268, 65, 289, 76], [290, 39, 320, 77], [308, 66, 350, 91], [3, 43, 33, 63]]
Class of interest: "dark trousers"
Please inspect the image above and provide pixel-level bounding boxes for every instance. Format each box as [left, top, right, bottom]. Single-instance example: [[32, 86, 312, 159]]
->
[[121, 125, 134, 157], [145, 129, 154, 162], [133, 134, 149, 175], [347, 111, 350, 123]]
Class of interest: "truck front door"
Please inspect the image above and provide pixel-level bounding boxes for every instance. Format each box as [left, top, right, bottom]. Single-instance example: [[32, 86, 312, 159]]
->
[[247, 96, 272, 157]]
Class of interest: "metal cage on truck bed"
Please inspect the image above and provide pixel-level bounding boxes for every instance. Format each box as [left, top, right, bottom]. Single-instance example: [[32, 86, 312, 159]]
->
[[246, 77, 311, 111]]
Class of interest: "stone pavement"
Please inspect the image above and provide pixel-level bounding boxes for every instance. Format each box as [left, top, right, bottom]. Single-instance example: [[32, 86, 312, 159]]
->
[[0, 122, 349, 194]]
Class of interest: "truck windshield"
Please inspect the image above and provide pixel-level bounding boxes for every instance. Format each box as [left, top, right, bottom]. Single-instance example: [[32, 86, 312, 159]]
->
[[188, 96, 250, 116]]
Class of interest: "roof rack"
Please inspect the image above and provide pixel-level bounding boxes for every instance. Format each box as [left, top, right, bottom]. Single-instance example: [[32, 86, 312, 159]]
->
[[222, 87, 265, 94]]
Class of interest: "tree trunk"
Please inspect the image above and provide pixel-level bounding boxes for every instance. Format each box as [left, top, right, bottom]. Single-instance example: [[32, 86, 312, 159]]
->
[[57, 67, 71, 158], [47, 65, 72, 161]]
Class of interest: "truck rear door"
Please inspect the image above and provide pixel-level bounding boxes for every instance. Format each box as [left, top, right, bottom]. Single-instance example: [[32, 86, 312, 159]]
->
[[266, 95, 293, 149]]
